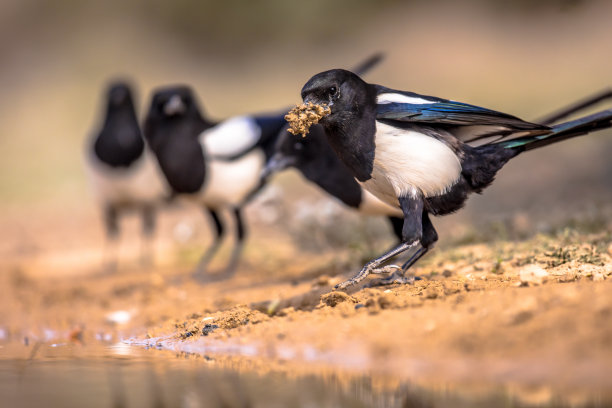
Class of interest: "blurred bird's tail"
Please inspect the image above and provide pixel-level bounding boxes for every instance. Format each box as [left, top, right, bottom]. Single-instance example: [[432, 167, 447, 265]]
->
[[498, 109, 612, 152], [352, 52, 385, 76]]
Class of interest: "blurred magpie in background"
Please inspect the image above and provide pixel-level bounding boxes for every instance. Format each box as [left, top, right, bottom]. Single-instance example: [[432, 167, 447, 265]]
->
[[143, 55, 384, 280], [144, 86, 286, 279], [85, 82, 167, 271], [262, 124, 405, 241], [298, 69, 612, 290]]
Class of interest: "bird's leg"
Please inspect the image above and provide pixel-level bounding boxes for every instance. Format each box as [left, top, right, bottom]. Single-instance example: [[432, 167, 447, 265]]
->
[[367, 211, 438, 287], [220, 207, 246, 279], [192, 207, 225, 277], [102, 204, 119, 273], [335, 194, 424, 290], [335, 240, 420, 290], [139, 205, 155, 268]]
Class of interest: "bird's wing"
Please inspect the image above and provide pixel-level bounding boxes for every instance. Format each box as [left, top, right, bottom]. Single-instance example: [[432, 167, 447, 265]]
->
[[202, 113, 288, 161], [375, 87, 549, 143], [201, 116, 263, 160]]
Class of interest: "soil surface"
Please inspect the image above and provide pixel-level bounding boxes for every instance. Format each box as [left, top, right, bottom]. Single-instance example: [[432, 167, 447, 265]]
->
[[2, 203, 612, 407]]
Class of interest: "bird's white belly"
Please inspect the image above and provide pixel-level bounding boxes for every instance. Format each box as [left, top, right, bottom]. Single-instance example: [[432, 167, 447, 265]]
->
[[357, 188, 403, 216], [359, 122, 462, 207], [85, 150, 168, 205], [200, 149, 265, 208]]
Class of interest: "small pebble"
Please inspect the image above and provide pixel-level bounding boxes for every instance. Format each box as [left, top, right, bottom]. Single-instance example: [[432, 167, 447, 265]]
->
[[519, 264, 548, 286]]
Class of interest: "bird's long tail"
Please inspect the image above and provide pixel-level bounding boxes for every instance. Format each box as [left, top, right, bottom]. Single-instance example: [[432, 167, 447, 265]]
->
[[497, 109, 612, 151]]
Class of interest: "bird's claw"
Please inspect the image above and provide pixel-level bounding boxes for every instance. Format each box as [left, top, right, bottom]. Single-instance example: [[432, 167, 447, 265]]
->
[[366, 272, 419, 288], [334, 264, 402, 291]]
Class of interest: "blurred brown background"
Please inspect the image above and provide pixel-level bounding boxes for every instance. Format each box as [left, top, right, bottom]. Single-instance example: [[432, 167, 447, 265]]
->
[[1, 0, 611, 273]]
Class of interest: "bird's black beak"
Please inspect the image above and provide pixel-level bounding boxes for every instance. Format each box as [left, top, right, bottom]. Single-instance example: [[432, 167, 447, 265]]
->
[[164, 95, 186, 116], [302, 93, 315, 104], [260, 153, 297, 181]]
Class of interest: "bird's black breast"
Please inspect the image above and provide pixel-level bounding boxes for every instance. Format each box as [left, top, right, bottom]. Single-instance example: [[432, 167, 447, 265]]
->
[[94, 115, 144, 168], [299, 149, 363, 209], [147, 122, 207, 194]]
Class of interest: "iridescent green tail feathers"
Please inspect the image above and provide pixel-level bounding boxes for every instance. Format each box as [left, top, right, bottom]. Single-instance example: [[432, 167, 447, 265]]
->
[[498, 109, 612, 151]]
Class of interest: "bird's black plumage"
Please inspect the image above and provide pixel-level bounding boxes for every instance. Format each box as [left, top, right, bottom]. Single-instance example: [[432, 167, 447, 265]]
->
[[93, 83, 144, 168], [299, 69, 612, 289]]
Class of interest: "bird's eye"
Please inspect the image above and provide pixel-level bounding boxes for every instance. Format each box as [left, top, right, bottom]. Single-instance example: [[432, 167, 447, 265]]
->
[[329, 86, 337, 96]]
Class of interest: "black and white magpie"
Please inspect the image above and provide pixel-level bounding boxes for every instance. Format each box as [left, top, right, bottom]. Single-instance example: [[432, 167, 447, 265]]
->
[[263, 124, 405, 241], [85, 82, 167, 270], [296, 69, 612, 289], [143, 86, 288, 279]]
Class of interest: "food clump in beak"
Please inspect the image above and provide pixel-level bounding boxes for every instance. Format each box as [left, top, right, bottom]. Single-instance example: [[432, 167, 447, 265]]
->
[[285, 102, 331, 137]]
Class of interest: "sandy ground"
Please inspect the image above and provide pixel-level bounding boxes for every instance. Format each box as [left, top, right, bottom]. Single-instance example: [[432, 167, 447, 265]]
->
[[2, 199, 612, 406]]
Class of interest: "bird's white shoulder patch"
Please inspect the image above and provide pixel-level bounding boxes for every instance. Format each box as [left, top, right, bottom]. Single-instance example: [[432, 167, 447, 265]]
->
[[377, 93, 434, 105], [201, 116, 261, 157], [199, 149, 266, 207], [362, 122, 462, 203]]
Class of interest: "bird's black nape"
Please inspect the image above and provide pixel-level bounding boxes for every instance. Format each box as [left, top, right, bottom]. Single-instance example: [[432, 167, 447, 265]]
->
[[93, 81, 144, 168]]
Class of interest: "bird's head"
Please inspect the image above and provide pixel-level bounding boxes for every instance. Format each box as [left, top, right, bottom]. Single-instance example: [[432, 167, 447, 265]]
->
[[148, 86, 201, 120], [300, 69, 370, 123], [144, 85, 208, 150], [262, 124, 329, 179], [107, 81, 135, 109]]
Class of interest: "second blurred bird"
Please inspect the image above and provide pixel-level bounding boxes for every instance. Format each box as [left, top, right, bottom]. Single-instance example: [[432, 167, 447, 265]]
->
[[85, 82, 168, 271]]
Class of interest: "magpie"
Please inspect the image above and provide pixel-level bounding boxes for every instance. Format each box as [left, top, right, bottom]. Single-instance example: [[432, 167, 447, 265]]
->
[[261, 87, 612, 258], [263, 124, 405, 240], [143, 86, 289, 279], [295, 69, 612, 290], [85, 82, 167, 271]]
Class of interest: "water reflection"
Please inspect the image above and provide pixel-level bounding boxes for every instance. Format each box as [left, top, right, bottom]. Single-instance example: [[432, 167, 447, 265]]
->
[[0, 341, 609, 408]]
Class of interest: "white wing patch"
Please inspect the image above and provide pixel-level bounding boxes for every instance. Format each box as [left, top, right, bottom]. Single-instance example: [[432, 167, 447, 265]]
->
[[201, 116, 261, 157], [199, 149, 266, 207], [360, 122, 462, 205], [377, 93, 434, 105]]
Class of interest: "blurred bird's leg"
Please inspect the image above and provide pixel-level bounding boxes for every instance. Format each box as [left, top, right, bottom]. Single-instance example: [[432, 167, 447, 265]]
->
[[368, 212, 437, 287], [537, 89, 612, 125], [220, 207, 246, 279], [102, 204, 119, 273], [335, 195, 424, 290], [193, 207, 225, 277], [139, 205, 156, 268]]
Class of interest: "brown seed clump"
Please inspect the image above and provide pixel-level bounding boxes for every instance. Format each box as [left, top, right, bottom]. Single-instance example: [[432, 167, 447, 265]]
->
[[284, 102, 331, 137]]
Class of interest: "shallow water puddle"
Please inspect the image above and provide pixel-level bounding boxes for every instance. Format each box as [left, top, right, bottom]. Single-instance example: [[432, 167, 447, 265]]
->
[[2, 338, 608, 408]]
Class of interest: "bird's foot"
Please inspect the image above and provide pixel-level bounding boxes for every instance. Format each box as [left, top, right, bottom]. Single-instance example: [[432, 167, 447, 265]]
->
[[191, 263, 237, 285], [334, 264, 401, 291], [366, 272, 420, 288], [101, 260, 118, 275]]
